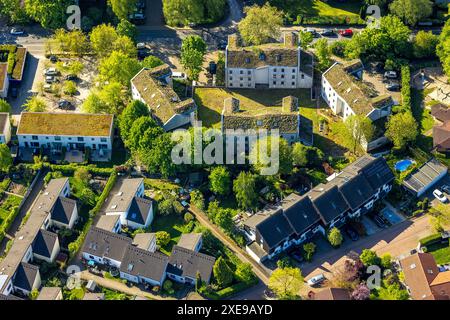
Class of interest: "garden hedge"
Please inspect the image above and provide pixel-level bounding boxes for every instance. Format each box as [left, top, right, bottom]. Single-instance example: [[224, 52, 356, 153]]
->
[[0, 207, 19, 244], [419, 233, 443, 247], [401, 65, 411, 110]]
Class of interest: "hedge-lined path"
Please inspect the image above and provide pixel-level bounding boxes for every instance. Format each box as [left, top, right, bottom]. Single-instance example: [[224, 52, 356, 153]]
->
[[0, 169, 47, 253]]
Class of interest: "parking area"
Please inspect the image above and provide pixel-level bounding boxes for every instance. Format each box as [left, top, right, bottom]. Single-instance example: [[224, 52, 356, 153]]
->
[[360, 215, 381, 236], [421, 174, 450, 207]]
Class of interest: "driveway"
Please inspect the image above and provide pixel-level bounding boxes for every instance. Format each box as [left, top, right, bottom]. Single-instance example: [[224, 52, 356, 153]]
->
[[361, 215, 381, 235]]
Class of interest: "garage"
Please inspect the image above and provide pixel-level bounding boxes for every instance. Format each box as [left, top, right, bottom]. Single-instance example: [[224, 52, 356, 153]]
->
[[402, 158, 448, 197]]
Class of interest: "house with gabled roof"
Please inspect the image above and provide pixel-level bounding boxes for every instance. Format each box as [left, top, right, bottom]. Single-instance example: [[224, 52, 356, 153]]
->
[[131, 64, 196, 132], [321, 61, 394, 121], [0, 112, 11, 144], [225, 32, 314, 89], [245, 154, 394, 262], [32, 229, 60, 264], [431, 103, 450, 153]]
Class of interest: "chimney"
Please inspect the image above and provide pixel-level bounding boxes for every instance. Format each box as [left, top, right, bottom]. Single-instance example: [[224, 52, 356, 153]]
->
[[282, 96, 299, 112], [228, 34, 239, 49], [284, 32, 297, 47], [223, 97, 240, 113]]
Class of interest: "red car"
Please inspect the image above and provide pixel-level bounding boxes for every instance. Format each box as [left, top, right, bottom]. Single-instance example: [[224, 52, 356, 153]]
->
[[339, 29, 353, 37]]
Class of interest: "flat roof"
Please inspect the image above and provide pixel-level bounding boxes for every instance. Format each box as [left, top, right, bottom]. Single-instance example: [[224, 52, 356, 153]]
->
[[17, 112, 114, 137]]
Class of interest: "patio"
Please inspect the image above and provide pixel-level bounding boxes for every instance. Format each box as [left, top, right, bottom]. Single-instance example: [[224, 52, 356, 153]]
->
[[64, 150, 84, 163], [91, 149, 112, 162]]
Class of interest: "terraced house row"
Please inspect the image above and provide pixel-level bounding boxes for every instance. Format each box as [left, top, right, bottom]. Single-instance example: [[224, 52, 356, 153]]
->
[[0, 179, 78, 297], [244, 155, 395, 262]]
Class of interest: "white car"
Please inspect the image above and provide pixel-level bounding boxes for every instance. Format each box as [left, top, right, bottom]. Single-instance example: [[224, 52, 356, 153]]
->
[[44, 67, 58, 76], [172, 71, 187, 80], [433, 189, 448, 203], [307, 274, 325, 287], [45, 76, 57, 84], [10, 27, 24, 35], [384, 71, 398, 79], [136, 42, 146, 50]]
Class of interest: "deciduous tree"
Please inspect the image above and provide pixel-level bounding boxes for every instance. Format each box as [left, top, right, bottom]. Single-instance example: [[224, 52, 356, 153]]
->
[[268, 266, 303, 299], [389, 0, 433, 26], [238, 4, 283, 45], [108, 0, 137, 20], [385, 111, 418, 150], [209, 166, 231, 196], [0, 144, 13, 172], [155, 231, 171, 247], [233, 172, 258, 211], [180, 35, 206, 81], [327, 227, 343, 247], [213, 256, 233, 288]]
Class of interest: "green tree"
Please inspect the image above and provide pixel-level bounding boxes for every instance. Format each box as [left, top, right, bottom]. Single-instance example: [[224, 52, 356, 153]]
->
[[155, 231, 171, 247], [117, 19, 138, 42], [24, 0, 71, 29], [141, 55, 164, 69], [158, 198, 175, 216], [233, 172, 258, 211], [327, 227, 343, 247], [90, 24, 119, 57], [82, 92, 106, 114], [24, 96, 46, 112], [119, 100, 150, 142], [29, 288, 39, 300], [109, 0, 137, 20], [315, 38, 332, 70], [374, 281, 409, 300], [238, 4, 283, 45], [126, 116, 156, 151], [53, 29, 89, 56], [139, 133, 176, 178], [214, 208, 233, 232], [195, 271, 203, 292], [413, 31, 438, 58], [162, 0, 204, 26], [292, 142, 308, 167], [235, 263, 255, 284], [190, 189, 205, 210], [298, 30, 313, 50], [184, 212, 194, 223], [0, 99, 11, 113], [213, 256, 233, 288], [268, 266, 303, 299], [79, 187, 97, 207], [437, 19, 450, 78], [303, 242, 316, 261], [337, 114, 374, 154], [163, 279, 174, 294], [180, 35, 206, 81], [113, 35, 137, 58], [0, 144, 13, 172], [385, 111, 418, 150], [209, 166, 231, 196], [389, 0, 433, 26], [0, 0, 29, 24], [98, 51, 142, 86], [380, 253, 393, 269], [67, 61, 84, 77], [359, 249, 381, 266], [250, 136, 293, 176], [74, 167, 91, 186], [63, 81, 77, 96]]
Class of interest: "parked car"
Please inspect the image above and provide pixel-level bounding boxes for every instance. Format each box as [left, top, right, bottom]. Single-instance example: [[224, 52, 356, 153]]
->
[[384, 71, 398, 79], [136, 0, 146, 9], [65, 74, 77, 81], [218, 40, 227, 50], [433, 189, 448, 203], [386, 81, 400, 91], [307, 274, 325, 287], [58, 99, 72, 109], [320, 29, 336, 37], [10, 87, 18, 98], [44, 67, 58, 76], [305, 28, 319, 37], [49, 55, 58, 63], [339, 29, 353, 37], [10, 27, 24, 35], [344, 225, 359, 241], [441, 185, 450, 194], [172, 71, 187, 80], [45, 75, 57, 84], [372, 214, 386, 228], [43, 84, 52, 92], [137, 42, 146, 50]]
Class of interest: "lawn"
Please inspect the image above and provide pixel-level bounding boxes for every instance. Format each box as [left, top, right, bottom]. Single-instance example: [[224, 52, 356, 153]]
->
[[411, 88, 435, 134], [194, 87, 316, 128], [0, 195, 22, 225], [268, 0, 364, 25], [428, 242, 450, 265], [152, 214, 196, 255]]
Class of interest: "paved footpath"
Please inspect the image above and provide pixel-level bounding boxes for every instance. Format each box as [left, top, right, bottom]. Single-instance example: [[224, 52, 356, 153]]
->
[[188, 205, 271, 285]]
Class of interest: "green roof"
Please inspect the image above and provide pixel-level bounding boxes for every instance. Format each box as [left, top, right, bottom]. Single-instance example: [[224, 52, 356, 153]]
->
[[17, 112, 114, 136], [11, 47, 27, 81], [0, 63, 7, 91]]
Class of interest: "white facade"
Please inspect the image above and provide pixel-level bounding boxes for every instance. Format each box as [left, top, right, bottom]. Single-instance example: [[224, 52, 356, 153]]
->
[[0, 113, 11, 144], [17, 133, 112, 151], [50, 205, 78, 230], [33, 237, 60, 264], [0, 67, 9, 99], [321, 75, 356, 120]]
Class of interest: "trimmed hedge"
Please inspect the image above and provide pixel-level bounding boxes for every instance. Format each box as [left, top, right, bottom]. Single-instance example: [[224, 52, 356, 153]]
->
[[202, 279, 258, 300], [49, 164, 114, 177], [419, 233, 443, 247], [0, 207, 20, 244], [68, 172, 117, 259], [401, 65, 411, 110]]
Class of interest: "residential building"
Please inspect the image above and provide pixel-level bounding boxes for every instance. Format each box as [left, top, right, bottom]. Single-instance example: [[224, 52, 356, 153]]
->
[[119, 246, 168, 287], [400, 253, 450, 300], [177, 233, 202, 252], [321, 60, 394, 121], [36, 287, 63, 300], [245, 155, 395, 262], [221, 96, 313, 147], [131, 64, 196, 131], [17, 112, 114, 160], [225, 32, 314, 89], [0, 63, 9, 98], [101, 178, 153, 230], [402, 158, 448, 197], [96, 214, 121, 233], [431, 103, 450, 153], [82, 227, 132, 268], [82, 293, 105, 300], [132, 233, 156, 252], [0, 178, 76, 297], [0, 112, 11, 144], [166, 246, 216, 285]]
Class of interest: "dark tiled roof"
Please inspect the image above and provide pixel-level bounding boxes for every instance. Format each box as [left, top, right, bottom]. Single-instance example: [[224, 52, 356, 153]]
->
[[311, 185, 349, 224], [51, 197, 76, 225], [433, 121, 450, 151], [13, 263, 39, 292], [430, 103, 450, 122], [281, 194, 320, 235], [0, 293, 23, 300], [167, 246, 216, 281], [337, 174, 374, 210], [403, 159, 448, 194], [82, 227, 132, 262], [256, 210, 293, 249], [345, 155, 394, 191], [32, 229, 58, 259], [126, 197, 152, 225], [313, 287, 351, 300], [120, 245, 168, 282]]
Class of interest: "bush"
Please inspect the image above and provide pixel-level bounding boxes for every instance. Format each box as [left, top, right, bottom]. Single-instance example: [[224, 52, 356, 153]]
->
[[163, 280, 175, 295], [419, 233, 443, 246], [401, 65, 411, 110]]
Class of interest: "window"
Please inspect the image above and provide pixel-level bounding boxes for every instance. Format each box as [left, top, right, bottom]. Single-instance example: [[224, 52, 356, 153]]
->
[[68, 137, 72, 140], [229, 83, 233, 87], [292, 68, 296, 73], [91, 138, 95, 141], [292, 75, 295, 79], [281, 81, 284, 85], [77, 137, 84, 142], [229, 77, 233, 81], [273, 81, 276, 85], [281, 75, 284, 79], [32, 135, 38, 140], [248, 77, 251, 81], [240, 83, 243, 87], [100, 138, 107, 142], [281, 68, 285, 72], [273, 68, 277, 72], [45, 137, 49, 140], [240, 77, 243, 81], [247, 70, 251, 75], [54, 136, 61, 141], [292, 82, 295, 86], [240, 70, 243, 74], [247, 83, 251, 87], [301, 74, 304, 79], [273, 74, 276, 79], [229, 70, 232, 74]]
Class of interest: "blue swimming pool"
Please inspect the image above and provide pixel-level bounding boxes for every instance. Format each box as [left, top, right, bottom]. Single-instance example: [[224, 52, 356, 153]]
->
[[395, 159, 414, 172]]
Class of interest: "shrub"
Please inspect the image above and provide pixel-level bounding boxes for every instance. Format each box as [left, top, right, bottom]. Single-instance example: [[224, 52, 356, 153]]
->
[[184, 212, 194, 223], [155, 231, 171, 247], [419, 233, 443, 246], [400, 65, 411, 110]]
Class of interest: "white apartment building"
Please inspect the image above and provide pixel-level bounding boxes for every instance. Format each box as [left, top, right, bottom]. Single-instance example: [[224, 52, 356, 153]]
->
[[0, 112, 11, 144], [225, 32, 314, 89]]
